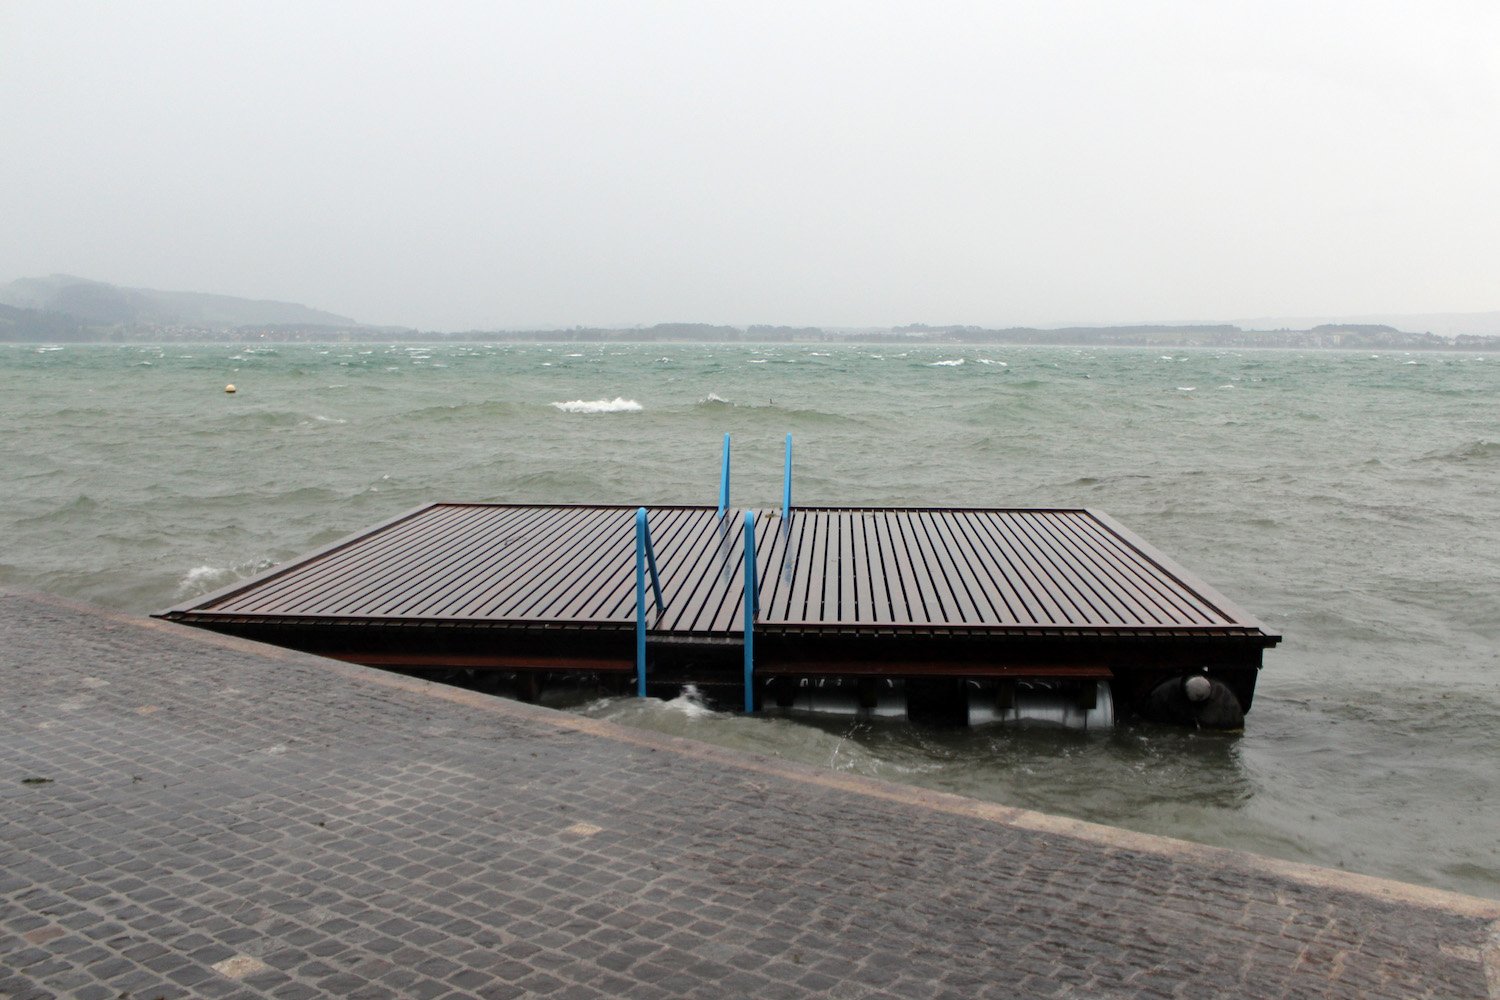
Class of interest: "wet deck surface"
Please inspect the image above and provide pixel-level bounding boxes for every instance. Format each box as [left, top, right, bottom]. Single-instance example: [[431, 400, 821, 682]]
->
[[3, 590, 1494, 999], [166, 503, 1278, 640]]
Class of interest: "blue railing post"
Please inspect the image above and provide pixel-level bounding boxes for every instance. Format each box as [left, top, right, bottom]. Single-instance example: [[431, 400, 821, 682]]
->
[[781, 433, 793, 524], [635, 507, 663, 698], [742, 509, 757, 713], [718, 433, 731, 517]]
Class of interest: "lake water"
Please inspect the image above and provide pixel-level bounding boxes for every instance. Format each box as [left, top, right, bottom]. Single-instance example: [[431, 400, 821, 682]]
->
[[3, 341, 1496, 898]]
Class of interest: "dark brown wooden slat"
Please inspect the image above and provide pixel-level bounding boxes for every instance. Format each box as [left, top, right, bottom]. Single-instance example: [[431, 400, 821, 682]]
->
[[1006, 511, 1117, 624], [981, 511, 1076, 625], [504, 508, 636, 621], [757, 513, 801, 621], [333, 505, 555, 616], [525, 511, 635, 621], [600, 506, 703, 622], [388, 506, 568, 617], [709, 509, 761, 635], [894, 512, 954, 620], [218, 504, 489, 614], [927, 508, 1008, 625], [945, 510, 1025, 624], [856, 513, 890, 624], [250, 504, 516, 616], [873, 511, 913, 625], [779, 509, 820, 624], [836, 512, 858, 623], [412, 506, 603, 619], [1060, 512, 1227, 625], [662, 511, 741, 633], [1011, 511, 1144, 625], [483, 507, 630, 619], [916, 509, 988, 626], [431, 506, 598, 617], [1033, 510, 1183, 625], [979, 512, 1089, 624]]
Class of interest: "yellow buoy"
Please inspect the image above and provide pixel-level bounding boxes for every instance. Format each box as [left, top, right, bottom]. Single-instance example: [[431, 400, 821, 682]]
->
[[224, 384, 237, 394]]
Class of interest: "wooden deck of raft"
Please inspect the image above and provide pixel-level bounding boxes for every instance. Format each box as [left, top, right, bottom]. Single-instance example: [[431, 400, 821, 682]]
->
[[165, 503, 1274, 642]]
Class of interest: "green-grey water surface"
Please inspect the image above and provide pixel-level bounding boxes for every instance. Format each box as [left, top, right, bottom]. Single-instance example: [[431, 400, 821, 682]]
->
[[2, 342, 1496, 897]]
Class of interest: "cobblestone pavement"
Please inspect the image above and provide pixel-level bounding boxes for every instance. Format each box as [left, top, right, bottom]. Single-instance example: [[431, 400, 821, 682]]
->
[[2, 590, 1497, 1000]]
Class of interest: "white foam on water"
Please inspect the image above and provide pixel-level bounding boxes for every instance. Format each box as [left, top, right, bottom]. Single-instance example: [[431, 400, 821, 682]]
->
[[551, 397, 644, 413], [975, 358, 1007, 366], [564, 353, 584, 358], [663, 685, 717, 718], [748, 359, 768, 364], [1177, 386, 1196, 391], [927, 358, 965, 367], [699, 393, 731, 405]]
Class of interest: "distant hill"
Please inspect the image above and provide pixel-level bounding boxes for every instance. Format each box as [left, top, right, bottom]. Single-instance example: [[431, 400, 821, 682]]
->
[[1237, 311, 1500, 337], [0, 301, 87, 341], [0, 274, 358, 328]]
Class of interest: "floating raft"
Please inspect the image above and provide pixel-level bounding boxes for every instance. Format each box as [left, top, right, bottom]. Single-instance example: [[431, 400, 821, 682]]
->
[[159, 501, 1279, 724]]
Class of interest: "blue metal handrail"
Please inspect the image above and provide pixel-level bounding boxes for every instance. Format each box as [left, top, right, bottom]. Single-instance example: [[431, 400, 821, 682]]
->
[[717, 433, 731, 517], [742, 509, 758, 713], [781, 433, 793, 524], [635, 507, 663, 698]]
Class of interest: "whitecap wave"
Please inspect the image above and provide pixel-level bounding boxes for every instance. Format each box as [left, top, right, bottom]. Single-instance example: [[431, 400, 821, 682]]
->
[[551, 397, 643, 414], [663, 684, 717, 718], [698, 393, 731, 405], [927, 358, 965, 367]]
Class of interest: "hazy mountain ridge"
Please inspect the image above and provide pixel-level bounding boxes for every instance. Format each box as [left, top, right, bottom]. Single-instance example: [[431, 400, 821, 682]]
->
[[0, 274, 359, 329], [1, 275, 1497, 349]]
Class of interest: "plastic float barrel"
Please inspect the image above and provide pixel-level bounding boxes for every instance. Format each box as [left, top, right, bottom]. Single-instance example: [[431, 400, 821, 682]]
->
[[784, 678, 908, 721], [968, 680, 1115, 730]]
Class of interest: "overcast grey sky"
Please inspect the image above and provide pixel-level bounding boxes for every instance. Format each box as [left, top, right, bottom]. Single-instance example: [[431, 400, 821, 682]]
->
[[3, 2, 1497, 330]]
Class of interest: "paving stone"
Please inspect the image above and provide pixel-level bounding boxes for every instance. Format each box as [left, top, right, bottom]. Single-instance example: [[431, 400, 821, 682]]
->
[[1, 590, 1496, 1000]]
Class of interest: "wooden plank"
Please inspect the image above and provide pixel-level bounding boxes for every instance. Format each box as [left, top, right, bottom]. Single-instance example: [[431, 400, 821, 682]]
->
[[917, 509, 987, 626], [977, 512, 1088, 624], [253, 504, 510, 616], [219, 504, 486, 614], [1059, 512, 1225, 625], [1012, 511, 1141, 624], [391, 506, 565, 617], [483, 507, 628, 619]]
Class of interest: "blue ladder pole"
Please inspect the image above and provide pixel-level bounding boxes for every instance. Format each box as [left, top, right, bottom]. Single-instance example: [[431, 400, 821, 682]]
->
[[781, 433, 793, 524], [640, 509, 663, 610], [742, 509, 757, 713], [718, 433, 731, 517], [635, 507, 650, 697]]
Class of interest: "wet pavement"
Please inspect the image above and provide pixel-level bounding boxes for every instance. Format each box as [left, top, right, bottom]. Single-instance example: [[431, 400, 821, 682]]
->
[[2, 589, 1496, 999]]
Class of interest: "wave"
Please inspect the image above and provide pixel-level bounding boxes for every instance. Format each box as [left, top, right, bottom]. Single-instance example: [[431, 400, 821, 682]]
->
[[697, 393, 732, 406], [927, 359, 965, 367], [1417, 440, 1499, 464], [552, 397, 643, 414]]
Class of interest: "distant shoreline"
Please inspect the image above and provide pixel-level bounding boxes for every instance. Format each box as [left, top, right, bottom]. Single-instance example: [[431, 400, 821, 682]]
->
[[5, 329, 1498, 352]]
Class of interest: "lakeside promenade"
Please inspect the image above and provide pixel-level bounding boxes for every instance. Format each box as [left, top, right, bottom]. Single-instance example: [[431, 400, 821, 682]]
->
[[2, 589, 1496, 999]]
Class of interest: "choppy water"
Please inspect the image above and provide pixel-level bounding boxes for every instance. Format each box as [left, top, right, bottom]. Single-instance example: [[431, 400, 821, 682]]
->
[[3, 341, 1497, 898]]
